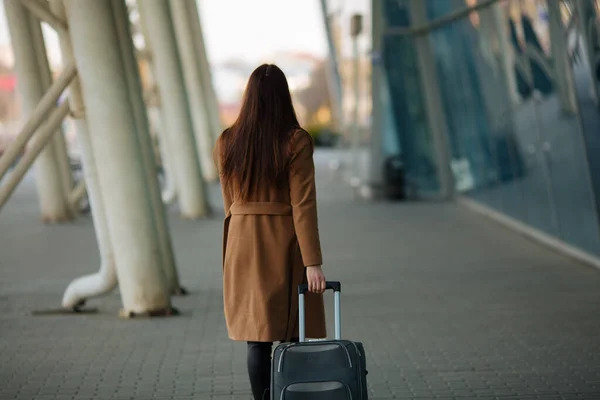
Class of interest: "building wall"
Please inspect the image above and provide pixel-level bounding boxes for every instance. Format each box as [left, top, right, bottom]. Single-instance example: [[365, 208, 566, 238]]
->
[[376, 0, 600, 257]]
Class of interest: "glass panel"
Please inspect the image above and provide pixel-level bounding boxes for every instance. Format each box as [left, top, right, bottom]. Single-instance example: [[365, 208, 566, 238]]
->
[[426, 0, 499, 193], [431, 0, 600, 253], [425, 0, 559, 233], [566, 0, 600, 254], [528, 0, 600, 254], [377, 0, 600, 255], [573, 0, 600, 206], [381, 0, 440, 193]]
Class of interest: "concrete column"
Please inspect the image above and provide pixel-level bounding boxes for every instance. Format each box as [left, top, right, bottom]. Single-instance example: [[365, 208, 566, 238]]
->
[[49, 0, 117, 309], [27, 13, 75, 210], [134, 18, 178, 204], [5, 0, 72, 222], [169, 0, 218, 182], [112, 0, 184, 295], [186, 0, 222, 143], [64, 0, 171, 315], [138, 0, 210, 219], [147, 106, 178, 204], [409, 0, 454, 199]]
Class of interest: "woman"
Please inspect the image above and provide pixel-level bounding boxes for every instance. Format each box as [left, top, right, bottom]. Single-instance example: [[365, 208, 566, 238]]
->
[[213, 64, 328, 400]]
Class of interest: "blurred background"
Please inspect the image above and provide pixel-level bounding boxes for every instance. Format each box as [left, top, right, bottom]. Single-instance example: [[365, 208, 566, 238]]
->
[[2, 1, 600, 398], [0, 0, 370, 158], [2, 0, 600, 257]]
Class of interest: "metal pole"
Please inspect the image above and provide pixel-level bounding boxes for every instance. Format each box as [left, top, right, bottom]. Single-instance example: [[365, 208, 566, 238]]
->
[[64, 0, 171, 315], [334, 291, 341, 340], [0, 102, 70, 211], [298, 293, 305, 342], [318, 0, 343, 132], [28, 11, 75, 212], [351, 35, 361, 187], [368, 0, 385, 195], [386, 0, 499, 36], [408, 0, 454, 199], [489, 3, 520, 106], [0, 62, 76, 179], [547, 0, 577, 115], [5, 0, 72, 222], [349, 14, 363, 189], [186, 0, 222, 143], [368, 0, 388, 198], [49, 0, 118, 309], [112, 0, 183, 295], [138, 0, 210, 219], [169, 0, 218, 182]]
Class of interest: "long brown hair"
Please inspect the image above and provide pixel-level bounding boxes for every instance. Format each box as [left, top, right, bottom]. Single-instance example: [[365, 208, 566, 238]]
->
[[220, 64, 300, 201]]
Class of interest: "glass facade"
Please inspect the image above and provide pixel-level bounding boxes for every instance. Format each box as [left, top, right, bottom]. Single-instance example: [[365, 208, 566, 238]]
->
[[381, 0, 441, 192], [375, 0, 600, 256]]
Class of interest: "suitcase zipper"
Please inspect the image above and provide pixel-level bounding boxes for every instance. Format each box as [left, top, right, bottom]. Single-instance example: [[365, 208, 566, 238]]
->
[[277, 343, 296, 372], [349, 342, 365, 399]]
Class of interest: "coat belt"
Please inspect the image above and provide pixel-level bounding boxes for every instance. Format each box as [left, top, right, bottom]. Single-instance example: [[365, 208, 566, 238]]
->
[[229, 201, 292, 215], [229, 202, 292, 216]]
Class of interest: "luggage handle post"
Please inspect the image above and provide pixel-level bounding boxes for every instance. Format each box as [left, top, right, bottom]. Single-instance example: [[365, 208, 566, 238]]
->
[[298, 281, 341, 342]]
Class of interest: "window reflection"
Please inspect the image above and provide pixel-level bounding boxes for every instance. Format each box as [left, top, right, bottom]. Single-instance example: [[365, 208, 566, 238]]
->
[[377, 0, 600, 255]]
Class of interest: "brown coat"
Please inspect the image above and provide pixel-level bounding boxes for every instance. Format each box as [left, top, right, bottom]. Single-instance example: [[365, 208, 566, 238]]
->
[[214, 129, 327, 342]]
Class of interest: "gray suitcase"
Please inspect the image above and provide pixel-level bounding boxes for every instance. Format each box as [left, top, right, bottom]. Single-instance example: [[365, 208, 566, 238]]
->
[[271, 281, 369, 399]]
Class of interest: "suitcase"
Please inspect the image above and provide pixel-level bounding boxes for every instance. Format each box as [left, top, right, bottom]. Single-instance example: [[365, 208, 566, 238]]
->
[[271, 281, 369, 399]]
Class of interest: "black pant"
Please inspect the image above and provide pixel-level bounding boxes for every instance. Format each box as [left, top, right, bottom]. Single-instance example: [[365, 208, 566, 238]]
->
[[247, 338, 298, 400]]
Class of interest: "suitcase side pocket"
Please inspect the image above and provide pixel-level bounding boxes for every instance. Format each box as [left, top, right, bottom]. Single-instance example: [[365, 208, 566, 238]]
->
[[281, 380, 352, 399]]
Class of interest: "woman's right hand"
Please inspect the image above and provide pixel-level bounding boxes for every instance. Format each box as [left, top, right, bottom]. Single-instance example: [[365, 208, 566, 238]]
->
[[306, 266, 326, 294]]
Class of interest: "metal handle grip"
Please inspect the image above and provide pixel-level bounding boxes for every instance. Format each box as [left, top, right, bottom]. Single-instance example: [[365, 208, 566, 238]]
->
[[298, 281, 341, 295], [298, 281, 342, 342]]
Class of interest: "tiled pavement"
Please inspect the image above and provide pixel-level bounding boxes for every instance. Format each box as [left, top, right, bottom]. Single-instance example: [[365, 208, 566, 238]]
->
[[1, 151, 600, 399]]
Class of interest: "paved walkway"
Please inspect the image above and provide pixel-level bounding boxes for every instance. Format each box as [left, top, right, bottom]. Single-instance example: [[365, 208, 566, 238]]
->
[[1, 151, 600, 399]]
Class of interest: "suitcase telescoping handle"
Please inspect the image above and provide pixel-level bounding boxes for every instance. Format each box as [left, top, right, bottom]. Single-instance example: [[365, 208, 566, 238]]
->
[[298, 281, 341, 342]]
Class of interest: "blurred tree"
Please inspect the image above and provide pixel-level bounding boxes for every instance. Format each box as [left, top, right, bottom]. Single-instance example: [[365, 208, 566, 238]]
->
[[295, 60, 333, 127]]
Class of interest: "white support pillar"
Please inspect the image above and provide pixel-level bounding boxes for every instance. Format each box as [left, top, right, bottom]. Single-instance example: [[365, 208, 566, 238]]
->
[[49, 0, 118, 309], [135, 17, 179, 204], [138, 0, 210, 219], [5, 0, 72, 222], [169, 0, 218, 182], [409, 0, 454, 199], [147, 106, 178, 204], [64, 0, 171, 315], [27, 11, 76, 213], [186, 0, 222, 142], [112, 0, 183, 295]]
